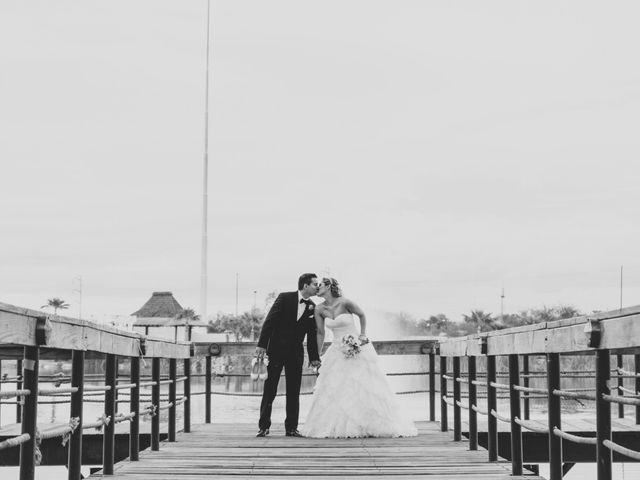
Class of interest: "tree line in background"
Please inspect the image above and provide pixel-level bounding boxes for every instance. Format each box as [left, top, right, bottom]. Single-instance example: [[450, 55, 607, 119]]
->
[[388, 305, 583, 338], [206, 290, 587, 341]]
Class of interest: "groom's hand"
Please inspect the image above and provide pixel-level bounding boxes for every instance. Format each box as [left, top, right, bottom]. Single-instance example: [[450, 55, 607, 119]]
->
[[310, 360, 321, 368], [255, 347, 266, 359]]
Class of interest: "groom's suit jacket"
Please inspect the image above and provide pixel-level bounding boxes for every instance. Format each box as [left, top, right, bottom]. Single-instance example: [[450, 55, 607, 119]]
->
[[257, 291, 320, 362]]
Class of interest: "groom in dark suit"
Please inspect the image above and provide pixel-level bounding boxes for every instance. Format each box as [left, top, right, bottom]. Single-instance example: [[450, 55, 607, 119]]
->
[[256, 273, 322, 437]]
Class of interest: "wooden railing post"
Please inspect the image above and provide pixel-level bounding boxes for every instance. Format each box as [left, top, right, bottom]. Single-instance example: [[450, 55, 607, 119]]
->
[[429, 349, 436, 422], [635, 353, 640, 425], [616, 354, 624, 418], [151, 357, 160, 451], [440, 355, 448, 432], [453, 356, 461, 441], [130, 356, 140, 461], [169, 359, 176, 442], [184, 357, 191, 433], [596, 349, 612, 480], [522, 354, 530, 421], [205, 355, 212, 424], [547, 352, 562, 480], [467, 356, 477, 450], [486, 355, 497, 461], [19, 346, 39, 480], [68, 350, 85, 480], [509, 354, 522, 475], [16, 359, 23, 423], [103, 353, 117, 475]]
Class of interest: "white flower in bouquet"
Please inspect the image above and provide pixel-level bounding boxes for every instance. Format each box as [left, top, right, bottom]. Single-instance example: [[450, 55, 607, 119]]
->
[[340, 334, 361, 358]]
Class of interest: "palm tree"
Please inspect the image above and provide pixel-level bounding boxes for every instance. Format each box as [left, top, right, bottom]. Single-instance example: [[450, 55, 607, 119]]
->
[[177, 308, 200, 341], [463, 310, 496, 332], [42, 298, 70, 315]]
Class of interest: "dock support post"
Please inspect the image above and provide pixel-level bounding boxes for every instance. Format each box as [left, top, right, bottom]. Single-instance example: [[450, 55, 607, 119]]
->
[[635, 354, 640, 425], [486, 355, 497, 461], [522, 354, 530, 420], [596, 349, 612, 480], [19, 346, 39, 480], [151, 357, 160, 451], [184, 357, 191, 433], [68, 350, 84, 480], [16, 359, 23, 423], [468, 356, 477, 450], [453, 356, 461, 441], [103, 353, 116, 475], [130, 356, 140, 460], [429, 350, 436, 422], [616, 354, 624, 418], [509, 354, 522, 475], [440, 356, 448, 432], [169, 359, 176, 442], [205, 355, 212, 423], [547, 352, 562, 480]]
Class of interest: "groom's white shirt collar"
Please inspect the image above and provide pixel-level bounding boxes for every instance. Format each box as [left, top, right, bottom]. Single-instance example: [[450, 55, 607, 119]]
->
[[297, 291, 310, 321]]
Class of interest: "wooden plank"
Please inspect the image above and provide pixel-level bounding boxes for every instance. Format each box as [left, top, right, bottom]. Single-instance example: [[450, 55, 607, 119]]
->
[[441, 305, 640, 357], [88, 421, 543, 480], [0, 309, 37, 346], [145, 337, 190, 359]]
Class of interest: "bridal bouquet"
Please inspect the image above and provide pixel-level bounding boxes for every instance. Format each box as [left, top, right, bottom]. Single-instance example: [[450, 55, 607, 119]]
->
[[340, 334, 361, 358]]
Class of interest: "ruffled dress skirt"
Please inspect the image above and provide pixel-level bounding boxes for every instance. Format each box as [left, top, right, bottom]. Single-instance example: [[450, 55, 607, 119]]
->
[[300, 342, 418, 438]]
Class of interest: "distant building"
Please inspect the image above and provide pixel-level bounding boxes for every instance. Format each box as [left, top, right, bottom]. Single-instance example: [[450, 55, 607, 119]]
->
[[131, 291, 209, 342]]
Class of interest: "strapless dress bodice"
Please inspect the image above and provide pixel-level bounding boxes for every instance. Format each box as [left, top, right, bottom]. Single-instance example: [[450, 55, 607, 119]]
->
[[325, 313, 358, 339]]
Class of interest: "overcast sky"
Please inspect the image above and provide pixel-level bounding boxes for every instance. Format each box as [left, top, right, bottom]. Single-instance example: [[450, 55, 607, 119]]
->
[[1, 1, 639, 329]]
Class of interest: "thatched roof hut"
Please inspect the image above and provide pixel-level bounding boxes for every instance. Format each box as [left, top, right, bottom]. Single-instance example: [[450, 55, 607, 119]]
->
[[131, 291, 207, 341], [131, 291, 183, 318]]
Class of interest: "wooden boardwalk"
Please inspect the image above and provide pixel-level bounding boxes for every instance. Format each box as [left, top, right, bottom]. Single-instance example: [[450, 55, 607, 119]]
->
[[91, 421, 543, 479]]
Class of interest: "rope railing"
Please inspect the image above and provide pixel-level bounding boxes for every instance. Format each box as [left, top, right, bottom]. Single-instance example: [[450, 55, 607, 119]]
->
[[442, 395, 455, 406], [552, 389, 596, 401], [113, 412, 136, 424], [455, 399, 469, 410], [603, 439, 640, 460], [513, 385, 547, 395], [618, 385, 639, 395], [553, 427, 597, 445], [82, 414, 111, 431], [38, 386, 78, 395], [616, 367, 640, 378], [0, 433, 31, 451], [472, 404, 488, 415], [442, 375, 455, 381], [490, 409, 511, 423], [37, 417, 80, 446], [0, 389, 31, 399], [514, 417, 549, 434], [489, 381, 511, 391], [603, 393, 640, 406]]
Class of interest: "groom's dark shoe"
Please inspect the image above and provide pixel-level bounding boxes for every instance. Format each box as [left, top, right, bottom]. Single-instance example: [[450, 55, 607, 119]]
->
[[256, 428, 269, 437], [285, 430, 303, 437]]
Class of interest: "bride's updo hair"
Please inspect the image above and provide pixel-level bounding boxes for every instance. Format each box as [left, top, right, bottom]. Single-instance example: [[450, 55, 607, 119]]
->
[[322, 277, 342, 297]]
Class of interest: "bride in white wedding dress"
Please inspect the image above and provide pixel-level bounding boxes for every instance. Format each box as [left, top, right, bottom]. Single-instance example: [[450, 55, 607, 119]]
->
[[300, 278, 418, 438]]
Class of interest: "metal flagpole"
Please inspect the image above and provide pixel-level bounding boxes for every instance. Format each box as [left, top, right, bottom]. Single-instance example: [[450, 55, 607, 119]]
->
[[200, 0, 211, 323]]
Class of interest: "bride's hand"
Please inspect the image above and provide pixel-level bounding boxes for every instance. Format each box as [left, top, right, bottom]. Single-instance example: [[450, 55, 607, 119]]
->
[[358, 334, 369, 345]]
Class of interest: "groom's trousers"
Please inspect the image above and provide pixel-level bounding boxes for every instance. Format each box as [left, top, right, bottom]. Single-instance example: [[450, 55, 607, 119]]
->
[[258, 352, 303, 431]]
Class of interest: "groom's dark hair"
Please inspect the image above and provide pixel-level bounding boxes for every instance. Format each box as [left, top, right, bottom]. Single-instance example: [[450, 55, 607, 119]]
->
[[298, 273, 317, 290]]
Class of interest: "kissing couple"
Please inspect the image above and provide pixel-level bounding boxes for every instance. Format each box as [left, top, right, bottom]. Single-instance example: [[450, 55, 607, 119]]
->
[[255, 273, 417, 438]]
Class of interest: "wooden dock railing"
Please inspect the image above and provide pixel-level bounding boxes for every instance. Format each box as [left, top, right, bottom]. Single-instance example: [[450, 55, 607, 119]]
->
[[437, 305, 640, 480], [0, 301, 439, 480], [0, 302, 190, 480]]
